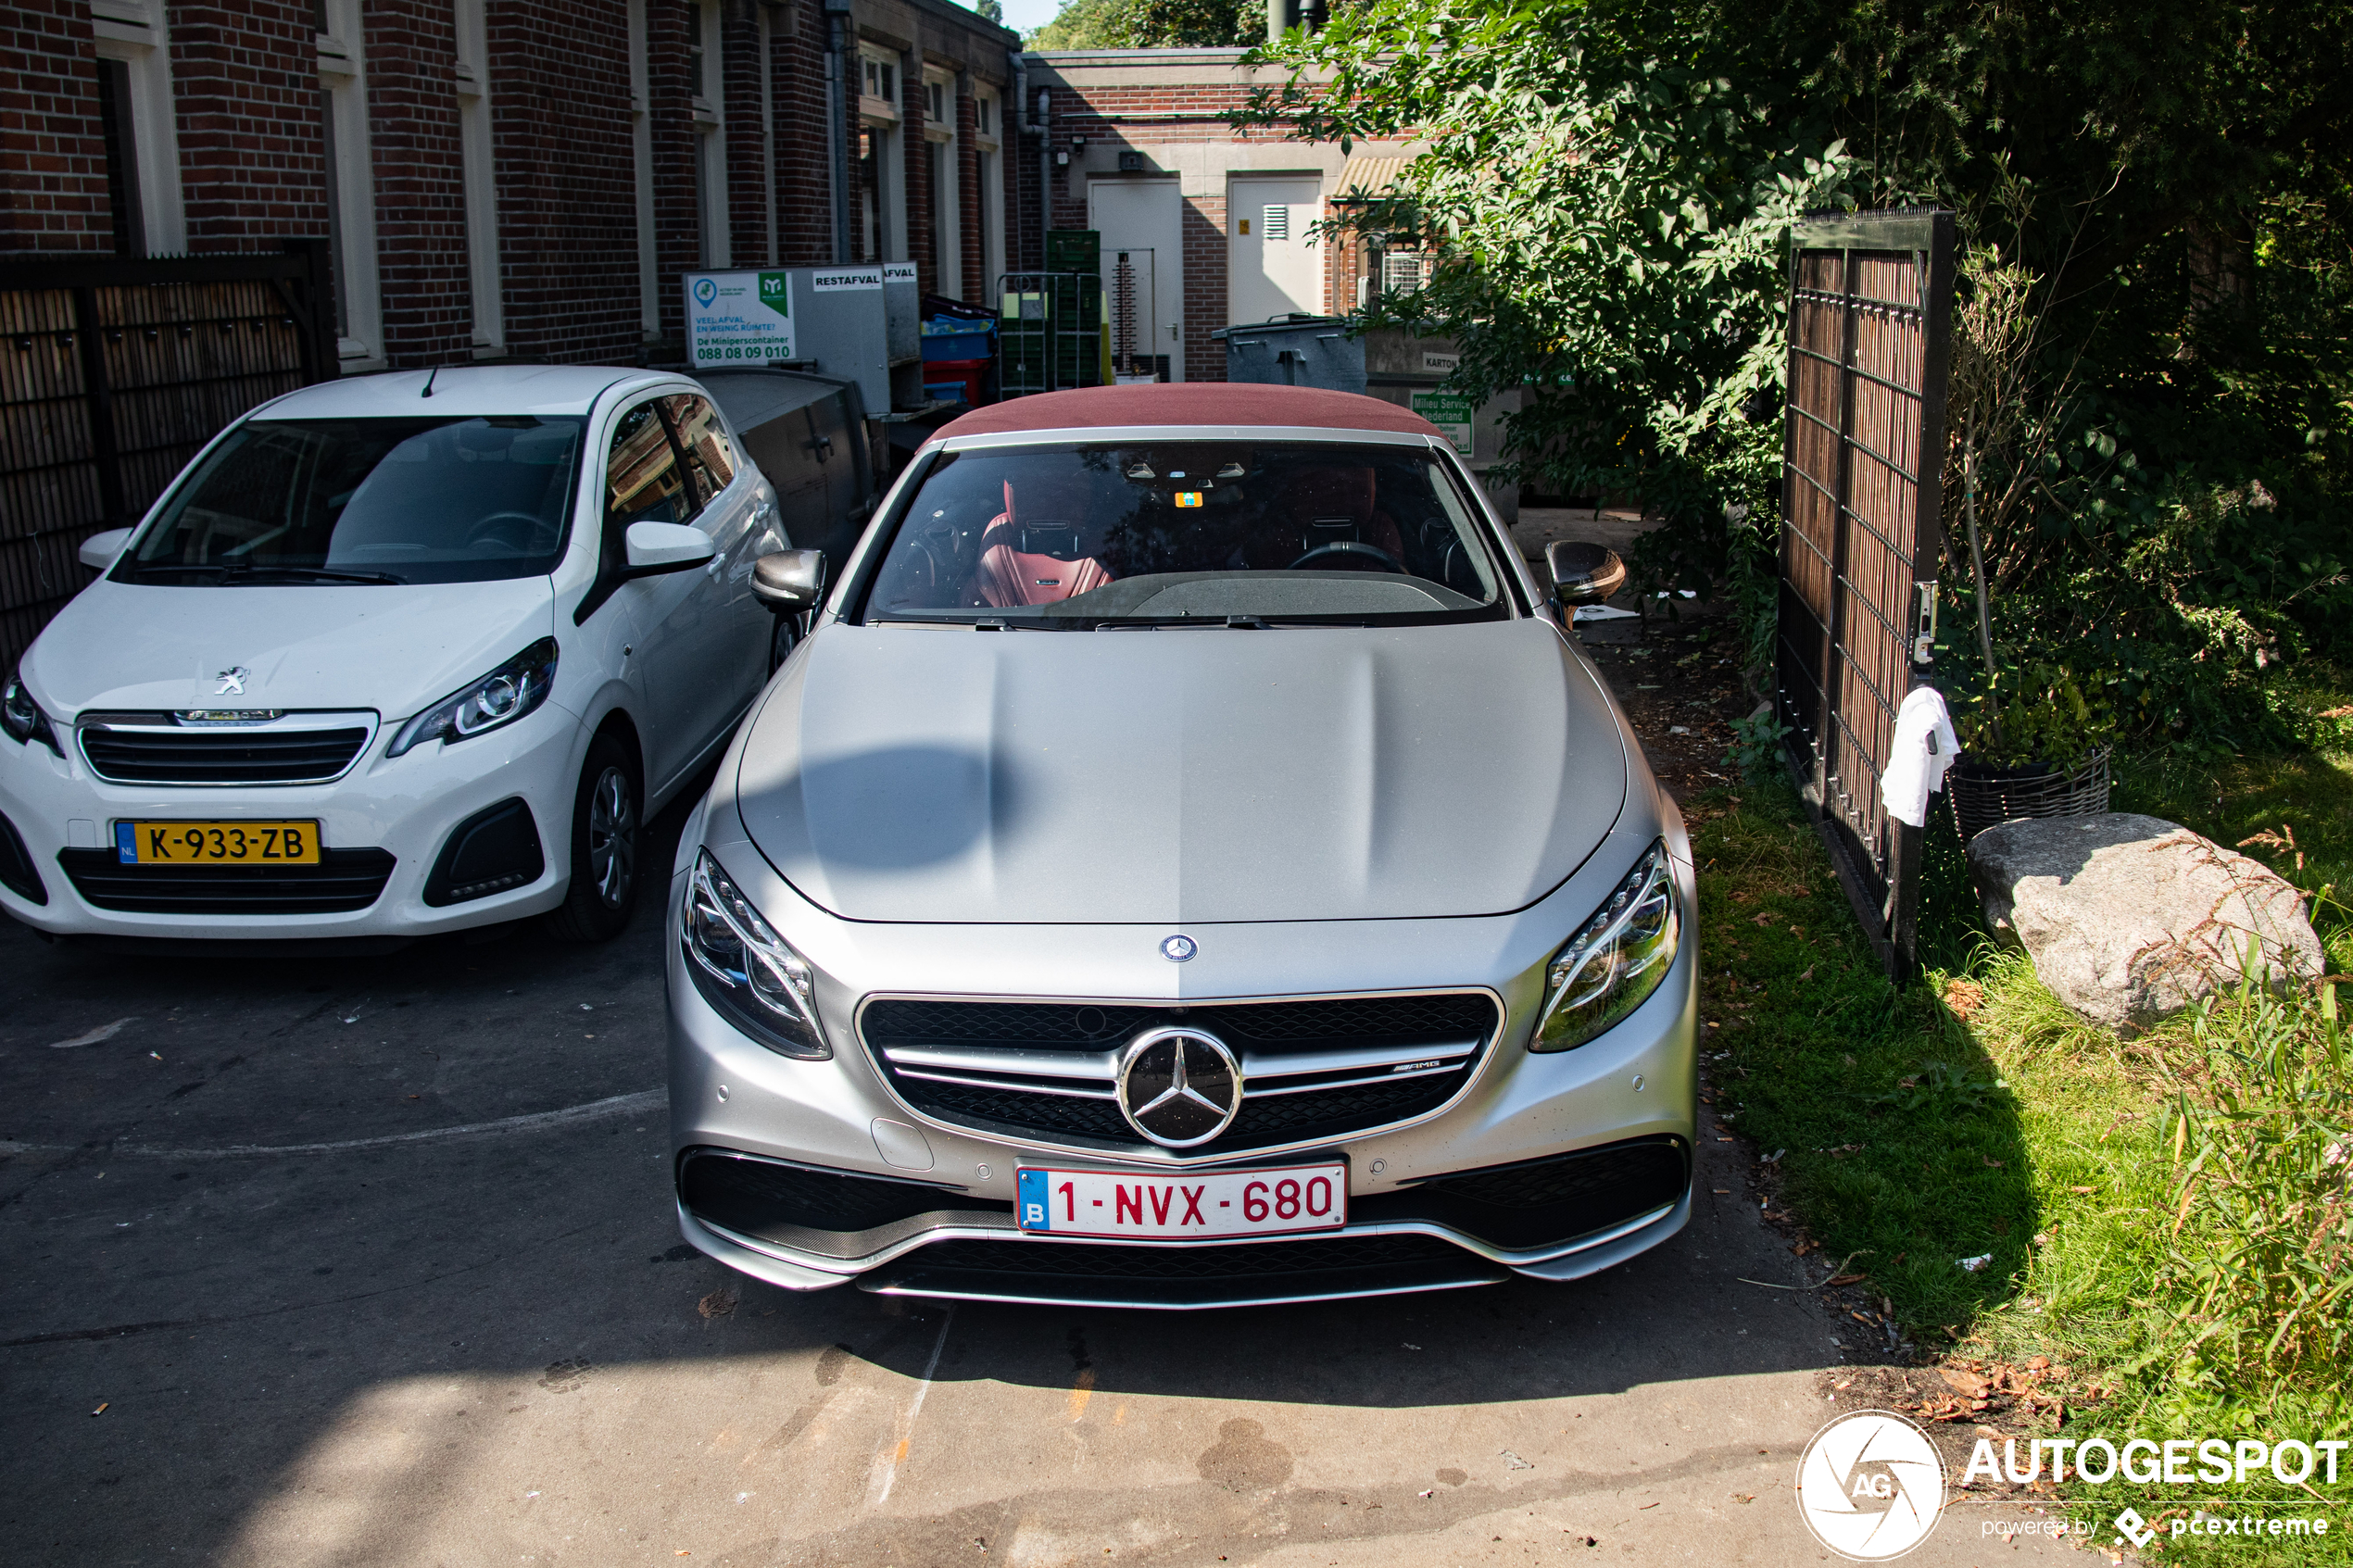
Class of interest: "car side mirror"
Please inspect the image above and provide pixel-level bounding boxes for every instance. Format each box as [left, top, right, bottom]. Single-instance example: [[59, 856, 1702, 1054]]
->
[[752, 548, 825, 611], [79, 528, 132, 571], [623, 521, 716, 578], [1546, 540, 1627, 607]]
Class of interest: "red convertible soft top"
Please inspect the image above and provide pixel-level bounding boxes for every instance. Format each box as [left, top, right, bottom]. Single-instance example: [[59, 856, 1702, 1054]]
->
[[930, 383, 1446, 442]]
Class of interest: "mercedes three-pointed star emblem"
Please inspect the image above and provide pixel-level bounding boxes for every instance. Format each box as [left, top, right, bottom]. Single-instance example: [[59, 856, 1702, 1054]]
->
[[1115, 1025, 1241, 1148]]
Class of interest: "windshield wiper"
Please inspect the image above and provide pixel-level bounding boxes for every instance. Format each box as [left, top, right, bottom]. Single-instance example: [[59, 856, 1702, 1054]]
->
[[128, 562, 405, 585], [231, 566, 407, 585]]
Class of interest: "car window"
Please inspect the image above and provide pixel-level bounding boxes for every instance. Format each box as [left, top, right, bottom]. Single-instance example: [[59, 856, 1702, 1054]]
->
[[660, 394, 736, 508], [606, 400, 691, 531], [117, 416, 585, 586], [862, 441, 1507, 627]]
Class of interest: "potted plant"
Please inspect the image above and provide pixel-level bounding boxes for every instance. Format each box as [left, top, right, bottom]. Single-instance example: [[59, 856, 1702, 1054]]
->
[[1947, 661, 2117, 841]]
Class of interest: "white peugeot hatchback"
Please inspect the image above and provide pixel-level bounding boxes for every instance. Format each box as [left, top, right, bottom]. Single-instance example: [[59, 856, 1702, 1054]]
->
[[0, 365, 803, 949]]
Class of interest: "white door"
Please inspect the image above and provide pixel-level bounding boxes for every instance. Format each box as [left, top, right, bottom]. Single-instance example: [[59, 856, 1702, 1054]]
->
[[1228, 174, 1324, 325], [1088, 178, 1185, 383]]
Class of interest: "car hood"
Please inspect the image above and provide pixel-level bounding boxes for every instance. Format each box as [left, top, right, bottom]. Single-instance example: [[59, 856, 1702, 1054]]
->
[[25, 578, 556, 719], [735, 617, 1629, 924]]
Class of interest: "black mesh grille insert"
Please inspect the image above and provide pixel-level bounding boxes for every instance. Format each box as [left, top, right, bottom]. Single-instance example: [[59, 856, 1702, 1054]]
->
[[0, 809, 44, 905], [1353, 1136, 1690, 1250], [57, 847, 396, 915], [679, 1148, 1007, 1242], [80, 722, 370, 784], [863, 992, 1500, 1156]]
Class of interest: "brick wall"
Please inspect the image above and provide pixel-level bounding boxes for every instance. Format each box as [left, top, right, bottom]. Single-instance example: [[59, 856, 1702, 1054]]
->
[[0, 0, 109, 251], [723, 0, 767, 266], [5, 0, 1021, 370], [364, 0, 470, 364], [486, 0, 641, 363], [170, 1, 328, 253]]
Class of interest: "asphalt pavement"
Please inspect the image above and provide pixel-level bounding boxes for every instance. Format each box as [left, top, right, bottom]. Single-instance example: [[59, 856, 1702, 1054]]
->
[[1, 763, 2079, 1568]]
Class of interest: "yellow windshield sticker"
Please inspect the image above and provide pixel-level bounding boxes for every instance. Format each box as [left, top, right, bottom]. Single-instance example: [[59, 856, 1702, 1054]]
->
[[1175, 491, 1203, 508]]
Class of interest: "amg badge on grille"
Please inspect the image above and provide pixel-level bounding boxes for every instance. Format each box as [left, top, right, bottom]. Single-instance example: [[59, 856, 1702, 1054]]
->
[[1116, 1026, 1240, 1148]]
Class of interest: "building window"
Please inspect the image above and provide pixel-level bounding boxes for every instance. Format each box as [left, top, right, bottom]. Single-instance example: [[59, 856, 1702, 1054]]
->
[[318, 0, 382, 369], [692, 0, 725, 268], [94, 59, 142, 256], [924, 70, 958, 297], [975, 89, 1002, 300], [89, 0, 184, 256], [858, 48, 904, 266]]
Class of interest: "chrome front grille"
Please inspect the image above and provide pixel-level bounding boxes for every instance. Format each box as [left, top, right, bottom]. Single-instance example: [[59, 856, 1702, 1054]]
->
[[78, 711, 376, 786], [860, 992, 1501, 1159]]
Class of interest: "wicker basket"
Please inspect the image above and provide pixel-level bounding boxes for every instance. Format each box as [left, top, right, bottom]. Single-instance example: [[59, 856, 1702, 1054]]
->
[[1947, 746, 2112, 842]]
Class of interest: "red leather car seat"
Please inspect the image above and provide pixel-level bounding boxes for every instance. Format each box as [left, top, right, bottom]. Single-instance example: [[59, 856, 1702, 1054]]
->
[[975, 481, 1113, 608]]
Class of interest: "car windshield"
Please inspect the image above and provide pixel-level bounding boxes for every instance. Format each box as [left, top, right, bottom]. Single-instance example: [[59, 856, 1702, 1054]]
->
[[118, 415, 585, 585], [862, 441, 1509, 626]]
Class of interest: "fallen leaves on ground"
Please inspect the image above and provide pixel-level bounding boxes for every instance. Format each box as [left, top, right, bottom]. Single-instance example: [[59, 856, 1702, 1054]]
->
[[698, 1286, 738, 1319]]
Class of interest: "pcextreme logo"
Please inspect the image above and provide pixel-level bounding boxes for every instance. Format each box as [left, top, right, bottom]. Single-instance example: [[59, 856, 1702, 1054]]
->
[[1797, 1411, 1948, 1560]]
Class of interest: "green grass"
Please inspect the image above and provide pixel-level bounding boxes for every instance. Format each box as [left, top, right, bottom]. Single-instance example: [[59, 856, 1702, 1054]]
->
[[1698, 684, 2353, 1558]]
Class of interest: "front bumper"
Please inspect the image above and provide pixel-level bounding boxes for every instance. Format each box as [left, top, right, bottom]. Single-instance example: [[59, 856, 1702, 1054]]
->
[[665, 809, 1700, 1309], [0, 705, 585, 940]]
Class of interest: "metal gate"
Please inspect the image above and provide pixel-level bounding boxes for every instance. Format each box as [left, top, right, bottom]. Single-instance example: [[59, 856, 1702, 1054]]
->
[[1775, 209, 1956, 976], [0, 241, 335, 672]]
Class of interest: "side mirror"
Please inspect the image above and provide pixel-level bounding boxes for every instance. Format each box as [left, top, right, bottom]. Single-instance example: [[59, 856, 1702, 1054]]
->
[[79, 528, 132, 571], [623, 521, 716, 578], [752, 548, 826, 611], [1546, 540, 1627, 607]]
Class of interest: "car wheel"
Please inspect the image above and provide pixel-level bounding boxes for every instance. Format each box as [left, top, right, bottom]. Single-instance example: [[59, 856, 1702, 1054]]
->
[[769, 613, 799, 675], [546, 735, 640, 944]]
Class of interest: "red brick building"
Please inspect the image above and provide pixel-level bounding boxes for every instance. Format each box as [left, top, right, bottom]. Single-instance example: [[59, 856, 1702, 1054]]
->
[[2, 0, 1027, 372], [1026, 47, 1414, 383]]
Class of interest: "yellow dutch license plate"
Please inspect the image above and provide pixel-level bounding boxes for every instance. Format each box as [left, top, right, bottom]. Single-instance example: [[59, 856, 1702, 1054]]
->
[[117, 821, 321, 865]]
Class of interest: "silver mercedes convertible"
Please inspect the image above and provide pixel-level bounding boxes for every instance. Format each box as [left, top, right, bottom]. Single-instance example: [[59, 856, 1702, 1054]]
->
[[663, 382, 1696, 1309]]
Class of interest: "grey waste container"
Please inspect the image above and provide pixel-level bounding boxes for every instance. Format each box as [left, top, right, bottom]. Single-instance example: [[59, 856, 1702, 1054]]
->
[[698, 369, 880, 570]]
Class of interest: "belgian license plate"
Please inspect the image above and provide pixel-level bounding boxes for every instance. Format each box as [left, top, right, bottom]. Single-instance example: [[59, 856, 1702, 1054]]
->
[[118, 820, 321, 865], [1015, 1161, 1347, 1240]]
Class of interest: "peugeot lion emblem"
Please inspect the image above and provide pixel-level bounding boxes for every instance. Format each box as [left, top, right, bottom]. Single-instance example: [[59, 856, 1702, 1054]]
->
[[212, 666, 249, 696], [1159, 934, 1196, 962], [1116, 1026, 1241, 1148]]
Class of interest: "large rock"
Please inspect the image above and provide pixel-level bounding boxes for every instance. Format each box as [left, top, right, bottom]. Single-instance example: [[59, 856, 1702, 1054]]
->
[[1966, 812, 2325, 1034]]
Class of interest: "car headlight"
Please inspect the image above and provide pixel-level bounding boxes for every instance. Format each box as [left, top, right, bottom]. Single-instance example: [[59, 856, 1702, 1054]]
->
[[2, 669, 63, 758], [681, 848, 829, 1060], [385, 638, 559, 759], [1530, 840, 1680, 1052]]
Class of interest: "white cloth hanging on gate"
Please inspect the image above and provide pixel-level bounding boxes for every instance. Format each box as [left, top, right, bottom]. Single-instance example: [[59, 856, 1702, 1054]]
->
[[1880, 685, 1960, 828]]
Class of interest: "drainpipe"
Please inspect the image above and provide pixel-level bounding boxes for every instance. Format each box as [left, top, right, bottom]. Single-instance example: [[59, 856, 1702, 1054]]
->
[[1007, 50, 1027, 282], [824, 0, 853, 262], [1035, 86, 1052, 269]]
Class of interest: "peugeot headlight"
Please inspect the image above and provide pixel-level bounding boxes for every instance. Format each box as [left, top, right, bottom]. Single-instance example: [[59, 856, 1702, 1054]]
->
[[2, 669, 62, 758], [386, 638, 559, 759], [1531, 840, 1680, 1052], [681, 849, 829, 1060]]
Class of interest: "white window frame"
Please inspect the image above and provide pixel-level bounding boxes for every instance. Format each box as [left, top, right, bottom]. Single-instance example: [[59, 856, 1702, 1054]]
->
[[975, 88, 1002, 304], [627, 0, 657, 339], [317, 0, 382, 370], [89, 0, 185, 256], [857, 45, 905, 265], [452, 0, 501, 353], [692, 0, 727, 269], [925, 68, 959, 299]]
